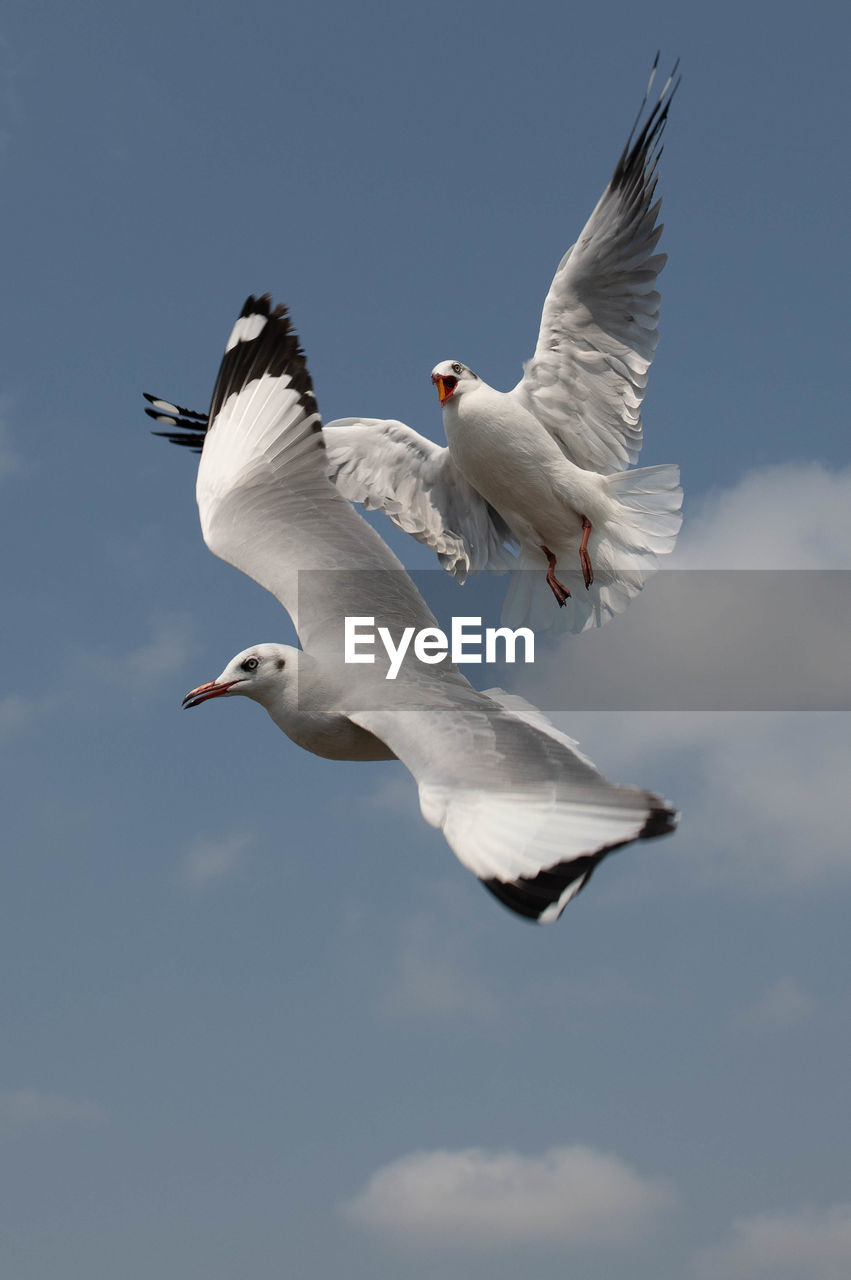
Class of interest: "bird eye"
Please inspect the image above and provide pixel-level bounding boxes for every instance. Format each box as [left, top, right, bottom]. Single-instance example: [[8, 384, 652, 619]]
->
[[241, 656, 259, 672], [451, 362, 462, 375]]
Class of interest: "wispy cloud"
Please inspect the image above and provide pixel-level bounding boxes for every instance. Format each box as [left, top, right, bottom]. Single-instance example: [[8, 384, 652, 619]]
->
[[379, 897, 648, 1024], [693, 1202, 851, 1279], [379, 902, 498, 1021], [509, 462, 851, 897], [0, 690, 68, 744], [0, 616, 199, 744], [575, 709, 850, 893], [179, 832, 251, 888], [737, 977, 817, 1031], [342, 1144, 674, 1250], [673, 462, 851, 571], [0, 1089, 106, 1137], [83, 614, 198, 687], [520, 462, 851, 713]]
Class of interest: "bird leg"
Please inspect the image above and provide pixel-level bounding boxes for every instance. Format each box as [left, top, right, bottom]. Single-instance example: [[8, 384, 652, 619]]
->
[[579, 516, 594, 589], [541, 545, 571, 607]]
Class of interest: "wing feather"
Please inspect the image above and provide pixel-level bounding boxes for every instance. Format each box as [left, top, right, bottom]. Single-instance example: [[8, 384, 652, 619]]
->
[[324, 417, 517, 580], [187, 296, 437, 649], [349, 693, 676, 923], [511, 58, 680, 474]]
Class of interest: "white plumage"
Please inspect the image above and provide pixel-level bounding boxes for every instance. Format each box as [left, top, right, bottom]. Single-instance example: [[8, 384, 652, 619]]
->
[[325, 57, 683, 632], [152, 294, 676, 923]]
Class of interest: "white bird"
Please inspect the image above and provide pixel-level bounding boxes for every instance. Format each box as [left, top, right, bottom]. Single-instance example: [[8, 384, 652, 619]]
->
[[145, 61, 682, 635], [324, 57, 683, 632], [148, 293, 676, 923]]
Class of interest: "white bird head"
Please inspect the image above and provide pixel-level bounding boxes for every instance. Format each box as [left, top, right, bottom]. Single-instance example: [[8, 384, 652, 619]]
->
[[431, 360, 479, 406], [182, 643, 298, 710]]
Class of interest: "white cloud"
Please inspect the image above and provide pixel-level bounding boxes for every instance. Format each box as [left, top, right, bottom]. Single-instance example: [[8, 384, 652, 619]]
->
[[507, 462, 851, 896], [0, 1089, 105, 1136], [342, 1144, 674, 1250], [520, 461, 851, 713], [672, 462, 851, 570], [693, 1202, 851, 1279], [180, 832, 251, 888], [540, 709, 851, 893]]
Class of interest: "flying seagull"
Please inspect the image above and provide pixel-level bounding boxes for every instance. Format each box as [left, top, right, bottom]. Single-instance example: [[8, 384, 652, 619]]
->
[[326, 57, 682, 632], [147, 58, 682, 635], [147, 293, 676, 922]]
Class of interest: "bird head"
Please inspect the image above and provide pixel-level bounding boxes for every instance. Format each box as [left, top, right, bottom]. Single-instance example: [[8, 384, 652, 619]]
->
[[431, 360, 479, 406], [182, 643, 296, 710]]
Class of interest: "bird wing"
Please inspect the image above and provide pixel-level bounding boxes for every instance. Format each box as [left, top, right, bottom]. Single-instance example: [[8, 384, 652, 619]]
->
[[510, 57, 680, 474], [348, 687, 675, 923], [145, 397, 516, 583], [150, 294, 676, 922], [151, 295, 441, 653], [323, 416, 516, 580]]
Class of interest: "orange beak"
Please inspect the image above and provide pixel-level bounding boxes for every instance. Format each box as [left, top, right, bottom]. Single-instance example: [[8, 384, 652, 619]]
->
[[432, 374, 457, 406]]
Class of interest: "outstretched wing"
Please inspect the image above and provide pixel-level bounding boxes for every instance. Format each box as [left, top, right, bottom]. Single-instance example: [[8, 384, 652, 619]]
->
[[145, 398, 516, 582], [511, 56, 680, 474], [349, 686, 676, 923], [324, 417, 517, 580], [148, 295, 437, 652]]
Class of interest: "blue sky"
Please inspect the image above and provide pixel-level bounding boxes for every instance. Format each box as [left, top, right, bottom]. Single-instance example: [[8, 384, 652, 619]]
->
[[1, 1, 850, 1277]]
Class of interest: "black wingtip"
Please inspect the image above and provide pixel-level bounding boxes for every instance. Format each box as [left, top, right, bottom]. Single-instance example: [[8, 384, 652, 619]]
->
[[143, 390, 210, 451], [481, 798, 678, 923], [611, 55, 681, 194], [239, 292, 288, 322], [143, 392, 207, 422], [209, 292, 319, 426], [481, 854, 598, 923], [640, 804, 678, 840]]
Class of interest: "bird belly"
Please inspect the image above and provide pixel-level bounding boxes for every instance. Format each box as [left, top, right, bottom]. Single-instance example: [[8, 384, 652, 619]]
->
[[269, 704, 396, 761], [446, 401, 598, 553]]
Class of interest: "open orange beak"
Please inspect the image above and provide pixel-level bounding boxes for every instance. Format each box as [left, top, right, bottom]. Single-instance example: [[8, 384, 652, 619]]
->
[[432, 373, 458, 406], [182, 678, 243, 709]]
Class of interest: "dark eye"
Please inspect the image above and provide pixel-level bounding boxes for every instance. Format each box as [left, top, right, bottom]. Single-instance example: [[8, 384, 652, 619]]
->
[[451, 362, 462, 375], [241, 656, 259, 672]]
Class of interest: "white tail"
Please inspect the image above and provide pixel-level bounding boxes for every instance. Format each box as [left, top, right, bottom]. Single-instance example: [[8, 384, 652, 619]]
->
[[501, 464, 682, 634]]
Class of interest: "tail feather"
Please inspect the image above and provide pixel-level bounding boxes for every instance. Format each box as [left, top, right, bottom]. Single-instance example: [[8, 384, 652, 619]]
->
[[501, 463, 682, 634], [606, 463, 683, 552]]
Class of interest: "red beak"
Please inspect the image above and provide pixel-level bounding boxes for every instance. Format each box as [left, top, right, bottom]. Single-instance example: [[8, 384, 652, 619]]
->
[[182, 678, 242, 709], [432, 373, 458, 406]]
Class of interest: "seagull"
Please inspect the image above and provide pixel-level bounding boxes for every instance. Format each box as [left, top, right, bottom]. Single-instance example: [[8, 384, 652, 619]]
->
[[324, 57, 683, 632], [146, 60, 682, 635], [147, 293, 676, 923]]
